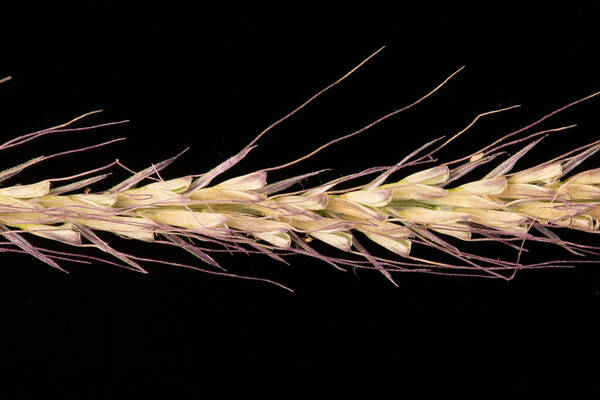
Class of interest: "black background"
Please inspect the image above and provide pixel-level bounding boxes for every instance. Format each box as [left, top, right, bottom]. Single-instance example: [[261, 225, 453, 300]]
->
[[1, 3, 600, 397]]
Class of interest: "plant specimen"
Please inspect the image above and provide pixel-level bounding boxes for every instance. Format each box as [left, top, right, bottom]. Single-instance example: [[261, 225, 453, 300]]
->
[[1, 48, 599, 291]]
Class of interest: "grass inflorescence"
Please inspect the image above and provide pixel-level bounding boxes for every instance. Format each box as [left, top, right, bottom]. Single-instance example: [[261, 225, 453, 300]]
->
[[2, 49, 599, 291]]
